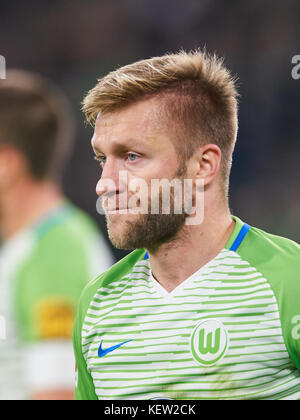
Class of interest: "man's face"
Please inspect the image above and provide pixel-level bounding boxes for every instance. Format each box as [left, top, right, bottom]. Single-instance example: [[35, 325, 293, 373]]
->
[[91, 98, 190, 250]]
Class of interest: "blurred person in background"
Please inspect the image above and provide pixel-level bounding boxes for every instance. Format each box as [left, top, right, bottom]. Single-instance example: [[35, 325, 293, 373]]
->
[[0, 70, 114, 400]]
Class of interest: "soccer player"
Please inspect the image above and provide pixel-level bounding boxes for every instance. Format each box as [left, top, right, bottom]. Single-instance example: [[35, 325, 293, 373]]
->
[[73, 50, 300, 400], [0, 70, 114, 400]]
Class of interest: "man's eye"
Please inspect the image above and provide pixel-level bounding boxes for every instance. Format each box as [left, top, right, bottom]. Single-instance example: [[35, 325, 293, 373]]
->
[[94, 156, 106, 165], [127, 153, 139, 162]]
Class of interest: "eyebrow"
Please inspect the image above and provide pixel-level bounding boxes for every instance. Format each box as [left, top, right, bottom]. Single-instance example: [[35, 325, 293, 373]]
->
[[92, 137, 147, 155]]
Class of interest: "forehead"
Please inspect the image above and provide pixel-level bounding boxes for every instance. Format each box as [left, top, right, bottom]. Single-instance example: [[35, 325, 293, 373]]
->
[[91, 98, 169, 150]]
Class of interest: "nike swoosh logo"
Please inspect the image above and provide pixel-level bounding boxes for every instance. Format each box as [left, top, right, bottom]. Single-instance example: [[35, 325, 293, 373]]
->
[[98, 339, 133, 357]]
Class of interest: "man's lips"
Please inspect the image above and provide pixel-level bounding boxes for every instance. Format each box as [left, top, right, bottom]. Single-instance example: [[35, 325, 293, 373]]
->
[[102, 196, 130, 212], [102, 196, 143, 213], [107, 208, 128, 211], [104, 206, 131, 212]]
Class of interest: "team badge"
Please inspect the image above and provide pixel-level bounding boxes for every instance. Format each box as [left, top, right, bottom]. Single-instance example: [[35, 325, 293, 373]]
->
[[190, 319, 229, 366]]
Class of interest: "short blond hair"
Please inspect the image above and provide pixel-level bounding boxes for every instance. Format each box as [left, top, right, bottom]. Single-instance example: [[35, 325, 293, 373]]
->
[[82, 49, 239, 194]]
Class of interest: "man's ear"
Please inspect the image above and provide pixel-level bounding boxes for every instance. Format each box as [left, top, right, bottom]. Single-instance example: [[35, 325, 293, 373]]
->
[[192, 144, 222, 186], [0, 146, 28, 190], [0, 147, 10, 189]]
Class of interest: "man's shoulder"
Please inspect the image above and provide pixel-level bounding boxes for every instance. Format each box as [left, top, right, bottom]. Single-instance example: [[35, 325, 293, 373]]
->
[[77, 249, 146, 311], [238, 222, 300, 372], [238, 222, 300, 286], [32, 204, 100, 256], [16, 204, 103, 281], [39, 204, 99, 240], [241, 223, 300, 262]]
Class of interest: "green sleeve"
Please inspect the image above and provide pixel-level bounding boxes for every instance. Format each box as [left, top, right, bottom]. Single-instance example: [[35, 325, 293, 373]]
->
[[238, 226, 300, 372], [73, 282, 98, 400], [73, 273, 107, 400]]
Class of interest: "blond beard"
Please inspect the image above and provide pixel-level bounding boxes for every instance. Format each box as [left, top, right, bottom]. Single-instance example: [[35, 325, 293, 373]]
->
[[104, 163, 190, 250]]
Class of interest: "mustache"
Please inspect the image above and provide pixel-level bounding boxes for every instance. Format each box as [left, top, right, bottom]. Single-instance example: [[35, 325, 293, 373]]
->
[[101, 192, 134, 211]]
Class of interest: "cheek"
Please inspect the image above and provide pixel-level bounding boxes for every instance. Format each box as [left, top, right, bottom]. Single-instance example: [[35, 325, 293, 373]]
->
[[135, 157, 179, 182]]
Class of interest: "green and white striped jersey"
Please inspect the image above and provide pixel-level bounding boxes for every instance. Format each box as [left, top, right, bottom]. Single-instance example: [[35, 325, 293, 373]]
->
[[73, 216, 300, 400]]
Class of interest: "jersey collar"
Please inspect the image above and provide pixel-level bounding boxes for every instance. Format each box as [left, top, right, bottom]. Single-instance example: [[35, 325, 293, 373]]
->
[[143, 215, 251, 260], [225, 216, 251, 252]]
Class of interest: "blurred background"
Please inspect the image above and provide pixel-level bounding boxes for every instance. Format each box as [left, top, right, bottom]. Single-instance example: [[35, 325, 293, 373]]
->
[[1, 0, 300, 260]]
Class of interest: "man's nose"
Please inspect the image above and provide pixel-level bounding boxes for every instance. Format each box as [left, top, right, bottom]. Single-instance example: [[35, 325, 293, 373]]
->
[[96, 157, 120, 197]]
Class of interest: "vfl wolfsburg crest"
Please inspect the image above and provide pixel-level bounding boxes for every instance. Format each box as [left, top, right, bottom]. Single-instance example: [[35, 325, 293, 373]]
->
[[190, 319, 228, 366]]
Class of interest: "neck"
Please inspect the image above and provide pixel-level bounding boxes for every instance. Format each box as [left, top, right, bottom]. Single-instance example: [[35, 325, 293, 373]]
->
[[148, 194, 235, 293], [0, 177, 65, 241]]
